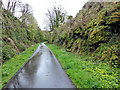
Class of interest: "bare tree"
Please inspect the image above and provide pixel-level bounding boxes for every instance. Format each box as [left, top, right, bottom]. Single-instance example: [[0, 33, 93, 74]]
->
[[19, 3, 33, 27], [44, 3, 67, 31], [3, 0, 21, 15]]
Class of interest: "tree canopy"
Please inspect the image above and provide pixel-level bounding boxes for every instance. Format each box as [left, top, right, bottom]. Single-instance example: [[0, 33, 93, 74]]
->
[[44, 3, 67, 31]]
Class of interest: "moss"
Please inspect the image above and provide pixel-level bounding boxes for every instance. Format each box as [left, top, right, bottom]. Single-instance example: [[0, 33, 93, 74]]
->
[[66, 39, 74, 49], [47, 2, 120, 67], [107, 12, 120, 24], [89, 26, 111, 45], [74, 27, 81, 33]]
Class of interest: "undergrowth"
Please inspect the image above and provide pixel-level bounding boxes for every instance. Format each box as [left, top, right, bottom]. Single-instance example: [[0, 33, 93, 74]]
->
[[1, 43, 120, 88], [47, 44, 120, 88], [1, 43, 39, 89]]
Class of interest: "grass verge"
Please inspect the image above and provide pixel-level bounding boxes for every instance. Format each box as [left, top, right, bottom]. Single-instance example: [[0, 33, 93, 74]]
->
[[46, 44, 120, 88], [2, 43, 39, 89]]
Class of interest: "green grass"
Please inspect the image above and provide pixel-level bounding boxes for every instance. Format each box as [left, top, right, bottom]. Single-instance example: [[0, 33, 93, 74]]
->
[[1, 43, 119, 88], [0, 65, 2, 89], [1, 43, 39, 89], [46, 44, 120, 88]]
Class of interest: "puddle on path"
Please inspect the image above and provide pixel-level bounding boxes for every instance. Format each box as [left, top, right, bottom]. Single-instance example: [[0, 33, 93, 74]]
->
[[4, 44, 76, 88]]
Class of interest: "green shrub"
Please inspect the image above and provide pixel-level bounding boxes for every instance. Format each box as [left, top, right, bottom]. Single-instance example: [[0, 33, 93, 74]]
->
[[2, 43, 39, 89], [2, 45, 16, 61], [17, 44, 26, 52]]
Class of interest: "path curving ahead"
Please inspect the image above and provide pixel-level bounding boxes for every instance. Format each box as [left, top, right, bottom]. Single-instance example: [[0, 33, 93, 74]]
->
[[4, 43, 76, 88]]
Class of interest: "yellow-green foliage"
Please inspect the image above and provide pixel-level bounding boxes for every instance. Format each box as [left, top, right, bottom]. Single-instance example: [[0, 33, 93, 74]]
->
[[47, 2, 120, 66], [89, 26, 110, 45], [92, 42, 120, 67], [106, 6, 120, 24], [89, 66, 119, 88], [47, 44, 120, 88]]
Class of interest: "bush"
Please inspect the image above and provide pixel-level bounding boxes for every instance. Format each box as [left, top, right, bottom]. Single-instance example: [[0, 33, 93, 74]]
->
[[2, 45, 16, 61], [17, 44, 26, 52]]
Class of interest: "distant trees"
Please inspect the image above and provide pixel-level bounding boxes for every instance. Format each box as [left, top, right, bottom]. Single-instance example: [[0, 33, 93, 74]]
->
[[2, 0, 44, 44], [19, 3, 33, 27], [44, 3, 67, 31]]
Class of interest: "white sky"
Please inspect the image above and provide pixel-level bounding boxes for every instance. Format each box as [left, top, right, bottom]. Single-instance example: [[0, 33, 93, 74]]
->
[[3, 0, 89, 30], [21, 0, 89, 30]]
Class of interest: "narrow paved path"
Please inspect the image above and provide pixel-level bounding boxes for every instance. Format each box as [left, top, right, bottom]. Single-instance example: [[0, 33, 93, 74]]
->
[[4, 43, 76, 88]]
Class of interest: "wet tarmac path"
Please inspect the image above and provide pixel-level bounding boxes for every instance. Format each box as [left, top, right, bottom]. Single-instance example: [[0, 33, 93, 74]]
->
[[4, 43, 76, 88]]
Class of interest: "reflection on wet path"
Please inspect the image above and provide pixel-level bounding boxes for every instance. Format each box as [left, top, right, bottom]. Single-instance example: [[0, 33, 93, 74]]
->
[[4, 43, 76, 88]]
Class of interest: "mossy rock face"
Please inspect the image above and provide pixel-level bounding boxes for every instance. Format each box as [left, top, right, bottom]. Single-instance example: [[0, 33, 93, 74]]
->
[[107, 11, 120, 24], [82, 40, 86, 46], [73, 27, 81, 33], [92, 42, 120, 67], [48, 2, 120, 67], [66, 39, 74, 49], [89, 26, 111, 45], [76, 39, 81, 44]]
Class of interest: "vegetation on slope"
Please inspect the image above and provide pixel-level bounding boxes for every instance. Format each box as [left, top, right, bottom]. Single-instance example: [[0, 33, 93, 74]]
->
[[2, 43, 39, 88], [1, 1, 120, 89], [2, 3, 45, 62], [2, 43, 119, 88], [1, 1, 46, 87], [45, 2, 120, 88], [46, 2, 120, 67], [47, 44, 120, 88]]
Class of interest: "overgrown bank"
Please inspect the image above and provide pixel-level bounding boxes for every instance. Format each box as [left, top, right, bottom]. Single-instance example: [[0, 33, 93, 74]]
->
[[47, 44, 120, 88], [2, 43, 120, 88], [2, 43, 39, 89], [1, 1, 120, 89], [2, 4, 45, 62], [45, 2, 120, 88], [46, 2, 120, 67]]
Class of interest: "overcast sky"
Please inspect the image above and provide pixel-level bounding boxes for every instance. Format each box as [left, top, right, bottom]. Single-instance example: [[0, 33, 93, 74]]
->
[[3, 0, 89, 29], [20, 0, 89, 30]]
